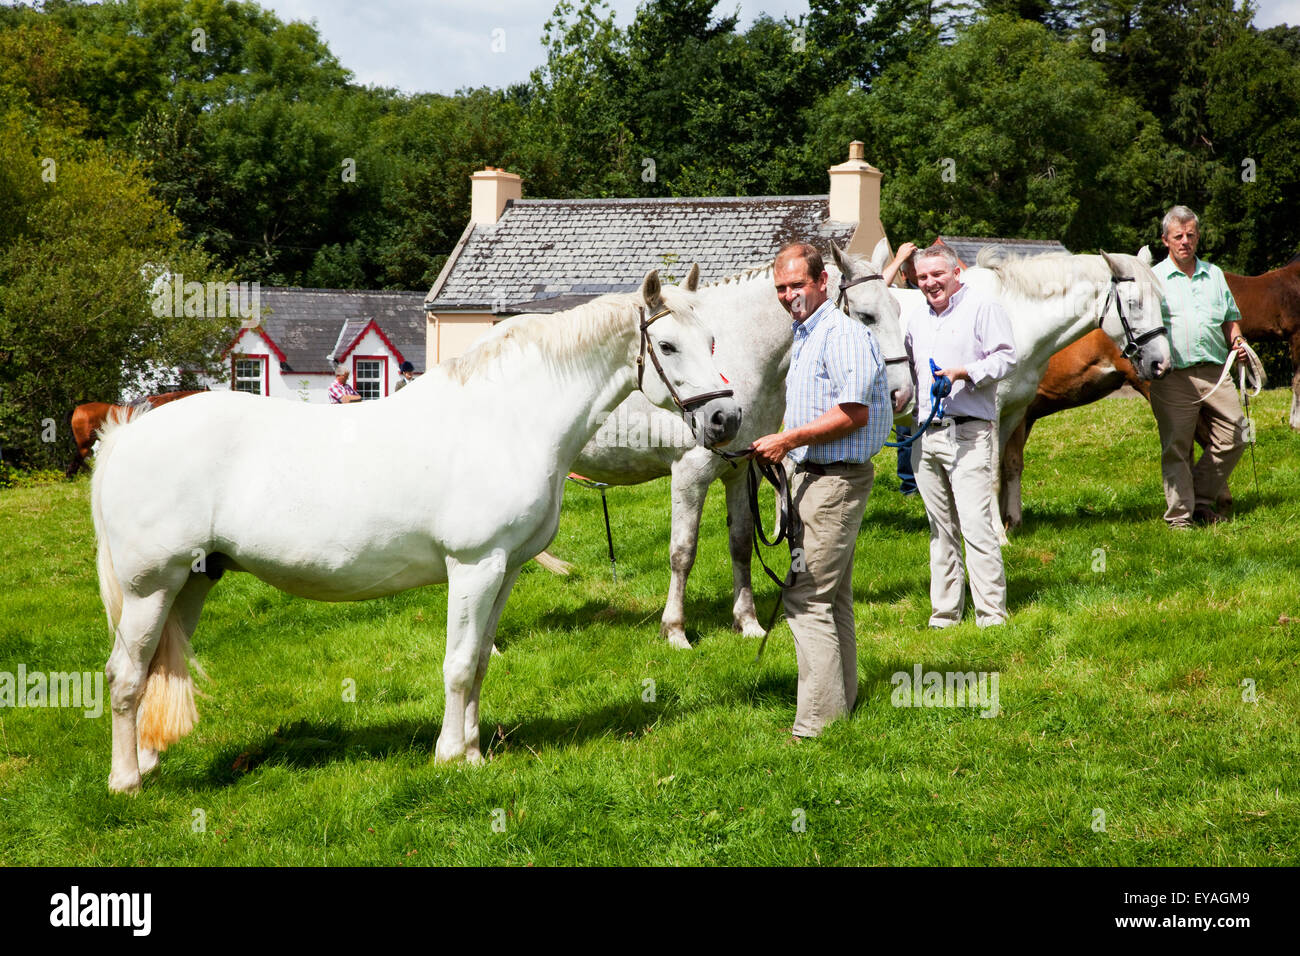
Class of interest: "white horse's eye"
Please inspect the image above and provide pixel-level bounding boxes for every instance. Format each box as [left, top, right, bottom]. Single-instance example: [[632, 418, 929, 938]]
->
[[659, 341, 677, 355]]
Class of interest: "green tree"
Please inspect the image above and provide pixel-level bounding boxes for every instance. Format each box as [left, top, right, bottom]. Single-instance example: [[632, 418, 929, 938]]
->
[[0, 115, 233, 471], [821, 16, 1167, 251]]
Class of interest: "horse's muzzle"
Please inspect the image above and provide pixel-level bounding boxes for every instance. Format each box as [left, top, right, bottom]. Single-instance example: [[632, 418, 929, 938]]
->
[[694, 396, 743, 448]]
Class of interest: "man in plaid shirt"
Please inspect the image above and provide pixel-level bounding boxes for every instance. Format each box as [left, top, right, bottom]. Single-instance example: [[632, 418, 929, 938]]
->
[[751, 242, 891, 740], [328, 365, 361, 404]]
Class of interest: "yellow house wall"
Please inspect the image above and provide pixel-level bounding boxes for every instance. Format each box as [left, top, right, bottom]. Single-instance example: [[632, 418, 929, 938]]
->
[[426, 312, 498, 366]]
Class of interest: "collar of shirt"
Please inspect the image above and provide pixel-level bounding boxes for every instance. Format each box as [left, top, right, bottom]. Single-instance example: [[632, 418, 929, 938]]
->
[[1158, 256, 1208, 281], [791, 297, 835, 338], [927, 281, 970, 319]]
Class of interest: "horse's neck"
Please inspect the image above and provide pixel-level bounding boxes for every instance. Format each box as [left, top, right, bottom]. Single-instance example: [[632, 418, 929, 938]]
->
[[698, 269, 790, 376], [986, 272, 1102, 371], [493, 316, 641, 469]]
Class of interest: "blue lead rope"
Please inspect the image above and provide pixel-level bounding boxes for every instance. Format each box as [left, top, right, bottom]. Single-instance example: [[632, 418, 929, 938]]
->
[[885, 359, 953, 449]]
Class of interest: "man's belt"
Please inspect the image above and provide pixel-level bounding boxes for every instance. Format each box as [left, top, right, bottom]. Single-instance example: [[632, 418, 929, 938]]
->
[[935, 415, 988, 426], [796, 460, 870, 475]]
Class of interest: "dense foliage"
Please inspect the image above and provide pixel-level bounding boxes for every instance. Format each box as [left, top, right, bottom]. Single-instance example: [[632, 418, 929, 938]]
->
[[2, 0, 1298, 467]]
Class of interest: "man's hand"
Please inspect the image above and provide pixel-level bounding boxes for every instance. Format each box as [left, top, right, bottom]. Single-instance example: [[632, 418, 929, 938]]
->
[[934, 366, 969, 384], [1225, 321, 1247, 359], [749, 432, 792, 465]]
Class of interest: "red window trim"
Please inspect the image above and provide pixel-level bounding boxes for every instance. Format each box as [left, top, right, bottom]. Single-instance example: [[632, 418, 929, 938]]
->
[[352, 354, 388, 398], [232, 353, 269, 396]]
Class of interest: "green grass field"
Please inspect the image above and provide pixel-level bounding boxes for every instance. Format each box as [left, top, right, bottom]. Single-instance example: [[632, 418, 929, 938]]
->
[[1, 392, 1297, 866]]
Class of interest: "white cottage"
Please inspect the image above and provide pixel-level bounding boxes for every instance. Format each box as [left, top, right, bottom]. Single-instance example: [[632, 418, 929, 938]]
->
[[204, 287, 427, 401]]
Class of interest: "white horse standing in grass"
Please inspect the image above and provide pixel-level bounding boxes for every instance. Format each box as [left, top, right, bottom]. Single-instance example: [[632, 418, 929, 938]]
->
[[92, 271, 740, 793], [566, 241, 913, 648], [892, 250, 1172, 533]]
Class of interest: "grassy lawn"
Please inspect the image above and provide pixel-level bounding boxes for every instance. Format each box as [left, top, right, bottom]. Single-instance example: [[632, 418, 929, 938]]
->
[[1, 391, 1297, 866]]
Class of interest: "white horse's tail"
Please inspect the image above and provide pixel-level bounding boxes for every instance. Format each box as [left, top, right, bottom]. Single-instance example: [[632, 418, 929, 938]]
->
[[534, 550, 573, 576], [91, 405, 140, 633], [91, 404, 201, 751], [137, 617, 201, 751]]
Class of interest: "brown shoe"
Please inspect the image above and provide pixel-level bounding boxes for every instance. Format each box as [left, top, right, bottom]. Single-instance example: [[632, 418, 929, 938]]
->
[[1192, 506, 1226, 526]]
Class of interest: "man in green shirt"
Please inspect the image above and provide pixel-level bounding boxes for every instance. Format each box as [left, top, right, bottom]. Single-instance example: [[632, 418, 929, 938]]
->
[[1149, 205, 1249, 528]]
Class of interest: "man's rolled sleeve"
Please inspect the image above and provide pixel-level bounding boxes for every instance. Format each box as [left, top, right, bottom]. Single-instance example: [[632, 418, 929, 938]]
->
[[825, 329, 879, 407]]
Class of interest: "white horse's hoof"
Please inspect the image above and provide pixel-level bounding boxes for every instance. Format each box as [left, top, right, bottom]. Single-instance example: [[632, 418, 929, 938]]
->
[[736, 617, 766, 639], [137, 748, 160, 776], [490, 644, 502, 657], [662, 626, 691, 650], [108, 771, 141, 794], [464, 748, 485, 766], [433, 738, 462, 764]]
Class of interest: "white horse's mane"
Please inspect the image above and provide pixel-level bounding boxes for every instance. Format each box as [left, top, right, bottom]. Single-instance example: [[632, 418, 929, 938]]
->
[[443, 286, 697, 384], [703, 248, 871, 289], [975, 248, 1154, 301]]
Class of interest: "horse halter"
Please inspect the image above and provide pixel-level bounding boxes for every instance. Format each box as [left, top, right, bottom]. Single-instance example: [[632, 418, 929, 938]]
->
[[836, 272, 909, 367], [637, 306, 734, 416], [1101, 275, 1168, 361]]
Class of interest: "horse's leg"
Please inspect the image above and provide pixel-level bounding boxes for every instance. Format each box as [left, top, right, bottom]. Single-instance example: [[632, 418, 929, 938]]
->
[[660, 459, 710, 650], [1000, 416, 1028, 531], [435, 556, 506, 764], [135, 572, 213, 777], [106, 586, 180, 793], [993, 419, 1013, 546], [1290, 332, 1300, 431], [723, 469, 764, 638], [464, 565, 522, 762]]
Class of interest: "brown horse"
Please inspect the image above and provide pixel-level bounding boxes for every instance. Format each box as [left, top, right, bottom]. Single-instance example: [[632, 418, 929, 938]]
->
[[999, 256, 1298, 526], [66, 390, 205, 477]]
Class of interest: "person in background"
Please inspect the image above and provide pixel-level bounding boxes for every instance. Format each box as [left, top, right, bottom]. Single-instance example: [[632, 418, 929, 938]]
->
[[394, 360, 417, 391], [1147, 205, 1248, 528], [883, 241, 919, 495], [328, 365, 362, 404]]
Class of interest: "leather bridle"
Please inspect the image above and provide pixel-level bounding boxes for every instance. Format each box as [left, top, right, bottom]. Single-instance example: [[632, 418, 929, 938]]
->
[[1101, 275, 1168, 362], [637, 306, 734, 416], [836, 272, 909, 368]]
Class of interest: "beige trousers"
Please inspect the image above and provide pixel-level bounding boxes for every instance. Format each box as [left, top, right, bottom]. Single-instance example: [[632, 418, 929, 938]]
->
[[1149, 363, 1246, 526], [910, 419, 1008, 628], [783, 461, 875, 738]]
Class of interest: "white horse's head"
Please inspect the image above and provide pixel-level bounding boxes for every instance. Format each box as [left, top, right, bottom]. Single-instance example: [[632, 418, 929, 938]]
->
[[830, 239, 914, 419], [635, 267, 743, 448], [1100, 251, 1172, 381]]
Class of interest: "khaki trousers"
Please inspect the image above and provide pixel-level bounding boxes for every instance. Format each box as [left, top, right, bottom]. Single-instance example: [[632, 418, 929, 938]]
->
[[1149, 363, 1246, 526], [783, 461, 875, 738], [910, 419, 1008, 628]]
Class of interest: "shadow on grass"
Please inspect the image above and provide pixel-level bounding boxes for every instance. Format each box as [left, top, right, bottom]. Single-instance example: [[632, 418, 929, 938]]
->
[[197, 673, 794, 789]]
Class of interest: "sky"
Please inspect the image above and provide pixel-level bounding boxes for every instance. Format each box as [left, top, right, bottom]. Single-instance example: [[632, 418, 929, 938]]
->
[[255, 0, 1300, 96]]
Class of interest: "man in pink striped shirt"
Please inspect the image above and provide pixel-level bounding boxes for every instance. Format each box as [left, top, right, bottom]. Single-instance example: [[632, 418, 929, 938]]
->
[[328, 366, 361, 404]]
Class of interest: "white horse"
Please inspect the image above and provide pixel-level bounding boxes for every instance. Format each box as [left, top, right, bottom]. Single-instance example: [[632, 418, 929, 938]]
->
[[567, 240, 913, 649], [892, 250, 1172, 532], [92, 271, 740, 793]]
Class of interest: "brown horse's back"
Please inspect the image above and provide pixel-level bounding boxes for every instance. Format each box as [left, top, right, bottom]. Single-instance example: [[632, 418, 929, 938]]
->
[[66, 390, 205, 477], [1226, 261, 1300, 342]]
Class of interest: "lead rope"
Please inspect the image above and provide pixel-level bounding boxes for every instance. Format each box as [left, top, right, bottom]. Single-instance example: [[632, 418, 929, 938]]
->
[[746, 456, 800, 662]]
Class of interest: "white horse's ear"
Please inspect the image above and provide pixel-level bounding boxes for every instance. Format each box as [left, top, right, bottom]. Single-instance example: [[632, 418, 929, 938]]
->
[[682, 263, 700, 292], [1099, 250, 1123, 276], [640, 270, 663, 310], [1137, 245, 1153, 266], [830, 242, 853, 276], [870, 237, 891, 273]]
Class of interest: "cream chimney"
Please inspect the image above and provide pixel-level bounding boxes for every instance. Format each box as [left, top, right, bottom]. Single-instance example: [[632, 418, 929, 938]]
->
[[470, 166, 522, 225], [828, 141, 886, 255]]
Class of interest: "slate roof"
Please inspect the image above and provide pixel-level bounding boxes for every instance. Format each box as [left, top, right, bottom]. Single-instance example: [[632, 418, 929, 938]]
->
[[427, 196, 856, 312], [253, 288, 427, 373], [937, 236, 1071, 267]]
